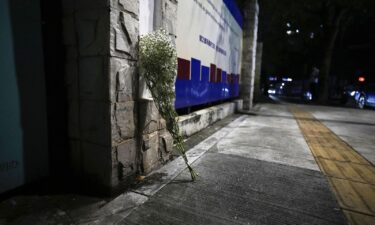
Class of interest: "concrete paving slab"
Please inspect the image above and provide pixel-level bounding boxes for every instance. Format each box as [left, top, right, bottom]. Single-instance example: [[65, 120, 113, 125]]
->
[[3, 102, 364, 225], [296, 104, 375, 165], [121, 153, 346, 225], [217, 103, 319, 171], [132, 115, 247, 197], [291, 106, 375, 224]]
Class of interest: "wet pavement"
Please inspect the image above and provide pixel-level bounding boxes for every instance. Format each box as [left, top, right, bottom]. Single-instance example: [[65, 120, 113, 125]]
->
[[1, 102, 375, 224]]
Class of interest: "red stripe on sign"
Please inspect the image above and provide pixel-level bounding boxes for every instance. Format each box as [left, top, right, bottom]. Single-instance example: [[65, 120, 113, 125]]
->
[[216, 68, 222, 83], [210, 64, 216, 82], [177, 58, 190, 80]]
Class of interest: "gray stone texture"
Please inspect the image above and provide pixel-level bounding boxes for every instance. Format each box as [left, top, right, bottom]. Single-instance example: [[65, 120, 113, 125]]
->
[[109, 58, 137, 103], [116, 0, 139, 17], [76, 9, 110, 56], [110, 8, 139, 59], [68, 140, 81, 175], [254, 42, 263, 102], [64, 60, 79, 101], [62, 0, 141, 193], [139, 100, 160, 135], [61, 0, 178, 193], [240, 0, 259, 110], [111, 138, 137, 187], [136, 0, 179, 175], [154, 0, 178, 37], [79, 100, 111, 146], [76, 0, 110, 10], [158, 130, 173, 161], [142, 132, 161, 174], [111, 101, 137, 145], [62, 16, 76, 46], [67, 100, 80, 139], [79, 56, 108, 101], [80, 141, 112, 188], [65, 46, 79, 61]]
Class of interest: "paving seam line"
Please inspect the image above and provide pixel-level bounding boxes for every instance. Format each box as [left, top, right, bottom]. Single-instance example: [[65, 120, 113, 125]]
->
[[119, 115, 248, 219], [290, 106, 375, 225]]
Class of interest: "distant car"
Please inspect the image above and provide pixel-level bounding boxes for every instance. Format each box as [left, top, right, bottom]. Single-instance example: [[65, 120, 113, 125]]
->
[[351, 83, 375, 109], [341, 84, 356, 105], [267, 80, 313, 102]]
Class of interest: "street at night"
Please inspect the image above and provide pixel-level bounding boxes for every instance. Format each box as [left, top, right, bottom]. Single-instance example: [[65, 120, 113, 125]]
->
[[1, 0, 375, 224], [1, 100, 375, 224]]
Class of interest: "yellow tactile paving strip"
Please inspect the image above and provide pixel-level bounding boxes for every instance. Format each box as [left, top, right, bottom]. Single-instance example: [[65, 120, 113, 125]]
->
[[290, 107, 375, 225]]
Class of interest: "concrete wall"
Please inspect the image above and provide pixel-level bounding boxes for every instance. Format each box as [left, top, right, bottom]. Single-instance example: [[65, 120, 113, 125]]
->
[[178, 100, 243, 138]]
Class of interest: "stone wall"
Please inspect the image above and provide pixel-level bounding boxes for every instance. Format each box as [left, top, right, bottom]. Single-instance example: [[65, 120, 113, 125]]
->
[[138, 0, 177, 174], [62, 0, 139, 193], [61, 0, 259, 194], [254, 42, 263, 102], [62, 0, 175, 194], [109, 0, 140, 191], [240, 0, 259, 110]]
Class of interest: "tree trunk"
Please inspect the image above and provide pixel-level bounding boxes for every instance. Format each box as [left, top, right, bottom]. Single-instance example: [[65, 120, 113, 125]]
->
[[318, 8, 346, 104]]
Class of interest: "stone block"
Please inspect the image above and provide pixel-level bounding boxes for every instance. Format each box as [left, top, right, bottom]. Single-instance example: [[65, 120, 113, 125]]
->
[[109, 58, 136, 103], [142, 132, 160, 174], [67, 100, 80, 139], [242, 49, 256, 62], [111, 138, 137, 185], [110, 9, 139, 59], [81, 141, 112, 187], [65, 60, 79, 101], [75, 9, 109, 56], [177, 102, 236, 138], [62, 16, 76, 46], [79, 56, 108, 101], [80, 100, 111, 146], [162, 0, 177, 36], [65, 46, 78, 61], [111, 102, 136, 144], [139, 100, 159, 134], [61, 0, 75, 15], [234, 99, 243, 111], [76, 0, 110, 10], [154, 0, 177, 36], [68, 140, 81, 175], [111, 0, 139, 17], [158, 130, 172, 162], [158, 118, 166, 130]]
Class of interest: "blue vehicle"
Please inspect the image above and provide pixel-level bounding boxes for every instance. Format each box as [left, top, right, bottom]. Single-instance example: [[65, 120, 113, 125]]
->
[[352, 83, 375, 109]]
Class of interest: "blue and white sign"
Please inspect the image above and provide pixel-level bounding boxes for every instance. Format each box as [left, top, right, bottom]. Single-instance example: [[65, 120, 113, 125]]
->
[[175, 0, 243, 108]]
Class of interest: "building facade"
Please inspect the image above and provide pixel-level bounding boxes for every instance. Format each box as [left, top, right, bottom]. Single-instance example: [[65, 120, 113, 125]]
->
[[0, 0, 259, 195]]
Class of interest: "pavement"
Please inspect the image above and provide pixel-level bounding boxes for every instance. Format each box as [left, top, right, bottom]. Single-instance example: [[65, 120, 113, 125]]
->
[[1, 101, 375, 225]]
